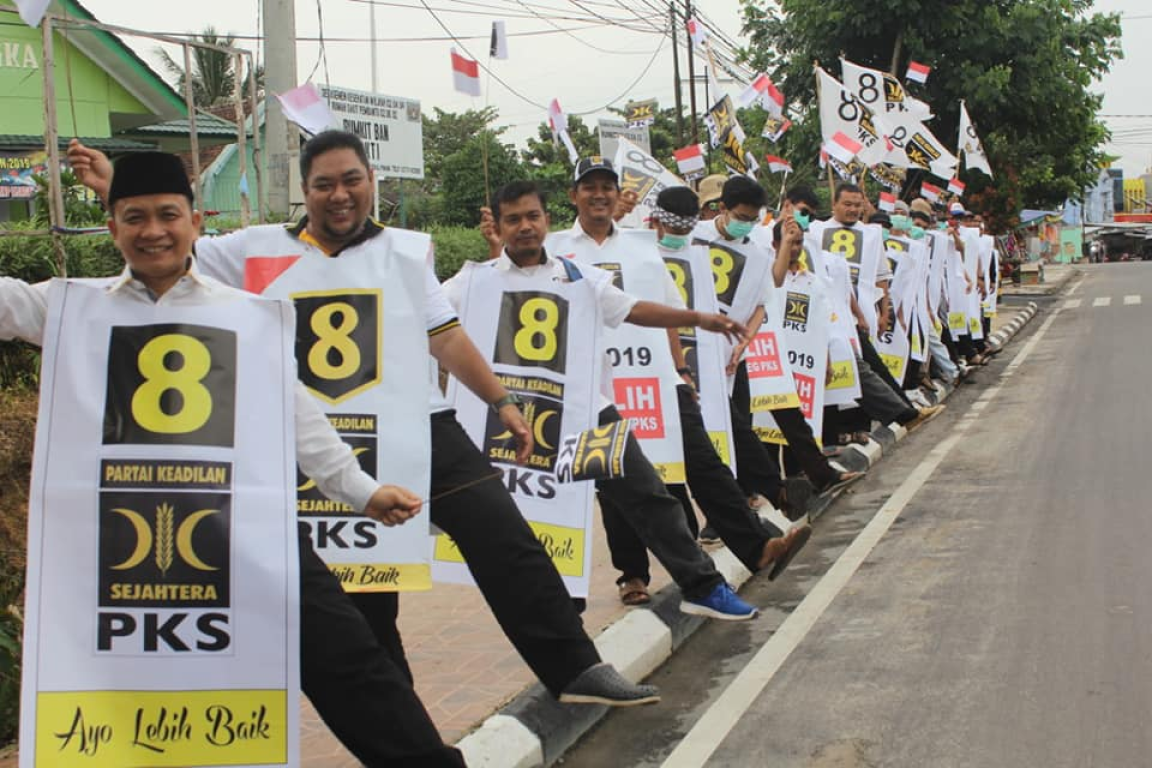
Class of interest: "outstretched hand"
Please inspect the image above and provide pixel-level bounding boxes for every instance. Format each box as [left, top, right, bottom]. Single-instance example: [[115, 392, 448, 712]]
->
[[698, 312, 750, 344]]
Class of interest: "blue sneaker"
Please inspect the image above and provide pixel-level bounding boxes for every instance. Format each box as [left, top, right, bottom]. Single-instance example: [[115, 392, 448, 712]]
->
[[680, 582, 759, 621]]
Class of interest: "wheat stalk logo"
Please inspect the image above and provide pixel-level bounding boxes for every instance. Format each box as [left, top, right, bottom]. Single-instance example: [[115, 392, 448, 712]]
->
[[154, 503, 175, 578]]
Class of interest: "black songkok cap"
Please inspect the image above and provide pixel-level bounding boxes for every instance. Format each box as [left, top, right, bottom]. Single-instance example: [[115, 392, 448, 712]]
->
[[107, 152, 194, 208]]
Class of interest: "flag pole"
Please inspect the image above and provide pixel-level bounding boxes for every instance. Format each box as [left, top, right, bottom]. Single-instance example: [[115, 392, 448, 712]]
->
[[813, 62, 836, 202], [777, 168, 790, 211], [481, 63, 493, 207]]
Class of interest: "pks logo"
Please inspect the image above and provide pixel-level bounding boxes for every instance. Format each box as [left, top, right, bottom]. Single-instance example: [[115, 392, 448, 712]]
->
[[785, 291, 810, 324]]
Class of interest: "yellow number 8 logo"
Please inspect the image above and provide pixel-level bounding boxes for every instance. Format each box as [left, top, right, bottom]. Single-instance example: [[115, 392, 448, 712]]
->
[[308, 302, 362, 380], [514, 298, 560, 361], [830, 229, 857, 258], [130, 334, 213, 434], [711, 248, 735, 296]]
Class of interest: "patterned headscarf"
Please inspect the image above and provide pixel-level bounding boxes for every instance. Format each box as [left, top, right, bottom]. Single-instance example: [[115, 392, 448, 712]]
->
[[651, 206, 699, 231]]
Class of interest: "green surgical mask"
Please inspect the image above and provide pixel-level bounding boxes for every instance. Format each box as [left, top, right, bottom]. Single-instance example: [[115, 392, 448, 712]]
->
[[793, 210, 811, 231], [660, 233, 689, 250], [909, 226, 926, 240], [890, 214, 911, 231], [936, 222, 948, 230], [725, 219, 756, 239]]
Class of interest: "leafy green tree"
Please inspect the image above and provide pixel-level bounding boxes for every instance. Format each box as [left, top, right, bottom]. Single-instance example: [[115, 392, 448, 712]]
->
[[739, 0, 1122, 228], [157, 27, 263, 108]]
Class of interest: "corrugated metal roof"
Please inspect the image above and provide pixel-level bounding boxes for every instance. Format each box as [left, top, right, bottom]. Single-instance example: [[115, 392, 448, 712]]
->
[[0, 135, 157, 152], [131, 112, 244, 137]]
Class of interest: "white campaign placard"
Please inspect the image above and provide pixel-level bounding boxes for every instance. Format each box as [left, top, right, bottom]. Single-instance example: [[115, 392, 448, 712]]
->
[[613, 138, 686, 230], [236, 226, 432, 592], [813, 242, 863, 406], [744, 285, 801, 412], [21, 280, 298, 768], [663, 245, 736, 468], [551, 228, 686, 484], [981, 234, 999, 318], [436, 262, 602, 596], [809, 220, 883, 334], [755, 268, 830, 444], [319, 84, 425, 179]]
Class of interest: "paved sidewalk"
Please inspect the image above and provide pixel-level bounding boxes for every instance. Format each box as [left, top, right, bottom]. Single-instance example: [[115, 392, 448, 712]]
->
[[1000, 263, 1077, 297]]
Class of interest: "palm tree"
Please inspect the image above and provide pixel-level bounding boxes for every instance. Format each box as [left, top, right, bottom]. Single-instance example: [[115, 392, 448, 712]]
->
[[158, 27, 264, 109]]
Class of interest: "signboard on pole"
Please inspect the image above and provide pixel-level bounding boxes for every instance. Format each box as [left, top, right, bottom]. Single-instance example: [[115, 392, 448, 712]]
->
[[598, 118, 651, 160], [318, 85, 425, 179]]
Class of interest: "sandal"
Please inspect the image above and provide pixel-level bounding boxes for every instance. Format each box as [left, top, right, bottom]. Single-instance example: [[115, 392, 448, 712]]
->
[[618, 577, 651, 606], [851, 431, 871, 445]]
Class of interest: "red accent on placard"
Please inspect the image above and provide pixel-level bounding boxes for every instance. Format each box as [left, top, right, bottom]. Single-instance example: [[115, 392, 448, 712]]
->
[[612, 377, 665, 440], [243, 256, 301, 294], [745, 332, 783, 379], [793, 372, 816, 418]]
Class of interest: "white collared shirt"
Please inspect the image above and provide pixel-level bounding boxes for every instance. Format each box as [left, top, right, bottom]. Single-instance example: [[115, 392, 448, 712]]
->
[[0, 263, 379, 514]]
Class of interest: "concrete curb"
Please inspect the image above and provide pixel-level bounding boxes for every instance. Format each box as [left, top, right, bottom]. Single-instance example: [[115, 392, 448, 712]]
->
[[456, 300, 1042, 768]]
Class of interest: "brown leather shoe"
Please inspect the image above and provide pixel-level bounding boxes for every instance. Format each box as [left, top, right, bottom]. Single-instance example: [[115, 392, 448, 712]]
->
[[618, 577, 651, 606], [758, 523, 813, 581]]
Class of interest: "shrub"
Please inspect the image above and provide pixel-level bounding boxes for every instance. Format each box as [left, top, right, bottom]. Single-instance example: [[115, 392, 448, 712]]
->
[[428, 225, 493, 282]]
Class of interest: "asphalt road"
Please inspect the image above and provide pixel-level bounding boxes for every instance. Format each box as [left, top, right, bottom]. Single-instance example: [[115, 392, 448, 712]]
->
[[561, 263, 1152, 768]]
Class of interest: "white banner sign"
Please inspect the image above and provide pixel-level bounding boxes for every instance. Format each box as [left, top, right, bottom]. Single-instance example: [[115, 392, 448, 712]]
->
[[21, 281, 299, 768], [319, 84, 425, 179], [598, 118, 652, 159], [438, 263, 602, 596]]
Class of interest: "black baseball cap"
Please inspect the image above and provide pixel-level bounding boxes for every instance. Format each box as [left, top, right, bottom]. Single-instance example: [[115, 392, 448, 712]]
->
[[574, 156, 618, 185]]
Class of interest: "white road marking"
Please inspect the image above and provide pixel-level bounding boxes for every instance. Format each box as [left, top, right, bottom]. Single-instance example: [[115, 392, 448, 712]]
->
[[1063, 299, 1082, 309], [1093, 296, 1111, 307], [660, 307, 1064, 768], [1068, 276, 1086, 296], [1124, 295, 1142, 305]]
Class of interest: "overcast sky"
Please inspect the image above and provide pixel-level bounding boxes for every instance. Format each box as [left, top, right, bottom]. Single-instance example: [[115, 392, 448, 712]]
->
[[75, 0, 1152, 178]]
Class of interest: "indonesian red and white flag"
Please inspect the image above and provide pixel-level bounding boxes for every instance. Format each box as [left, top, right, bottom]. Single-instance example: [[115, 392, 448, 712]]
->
[[14, 0, 50, 27], [764, 155, 792, 174], [490, 21, 509, 59], [547, 98, 567, 135], [921, 181, 943, 202], [738, 73, 785, 116], [673, 144, 706, 177], [274, 83, 337, 135], [878, 191, 896, 212], [819, 147, 829, 169], [451, 49, 481, 96], [687, 16, 707, 49], [825, 131, 863, 165], [947, 178, 966, 196], [905, 61, 930, 84]]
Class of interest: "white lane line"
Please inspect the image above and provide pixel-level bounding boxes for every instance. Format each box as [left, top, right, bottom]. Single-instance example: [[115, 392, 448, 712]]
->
[[1067, 276, 1086, 296], [1063, 299, 1082, 309], [660, 307, 1063, 768], [1093, 296, 1111, 307], [1124, 295, 1142, 305]]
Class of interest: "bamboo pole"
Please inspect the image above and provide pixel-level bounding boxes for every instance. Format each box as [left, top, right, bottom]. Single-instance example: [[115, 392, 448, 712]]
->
[[247, 52, 264, 223], [41, 17, 68, 276], [234, 52, 251, 226], [182, 43, 201, 214]]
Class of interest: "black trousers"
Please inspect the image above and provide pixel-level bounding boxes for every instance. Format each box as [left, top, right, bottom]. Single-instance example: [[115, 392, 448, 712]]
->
[[300, 529, 465, 767], [768, 404, 838, 488], [352, 411, 600, 698], [604, 385, 777, 577], [728, 362, 786, 503], [857, 327, 914, 409], [597, 405, 725, 598]]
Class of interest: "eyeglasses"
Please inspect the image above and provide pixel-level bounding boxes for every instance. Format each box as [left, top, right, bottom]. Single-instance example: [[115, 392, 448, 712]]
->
[[705, 202, 721, 212], [729, 211, 760, 223]]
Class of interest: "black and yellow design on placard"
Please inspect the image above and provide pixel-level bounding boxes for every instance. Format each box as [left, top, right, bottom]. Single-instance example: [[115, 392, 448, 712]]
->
[[483, 387, 563, 471], [664, 257, 694, 311], [555, 421, 629, 483], [297, 414, 377, 515], [494, 291, 570, 373], [292, 289, 383, 405], [699, 241, 747, 309], [104, 324, 237, 447], [785, 291, 810, 325], [822, 227, 863, 283], [905, 131, 943, 170], [98, 490, 231, 609]]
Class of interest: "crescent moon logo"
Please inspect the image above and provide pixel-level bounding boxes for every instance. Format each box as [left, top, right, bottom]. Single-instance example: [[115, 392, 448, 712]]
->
[[110, 508, 153, 570], [534, 410, 557, 451], [176, 509, 221, 571]]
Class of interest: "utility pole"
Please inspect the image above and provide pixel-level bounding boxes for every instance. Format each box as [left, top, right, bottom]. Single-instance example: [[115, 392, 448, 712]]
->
[[684, 0, 698, 144], [263, 0, 298, 217], [670, 2, 684, 146]]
